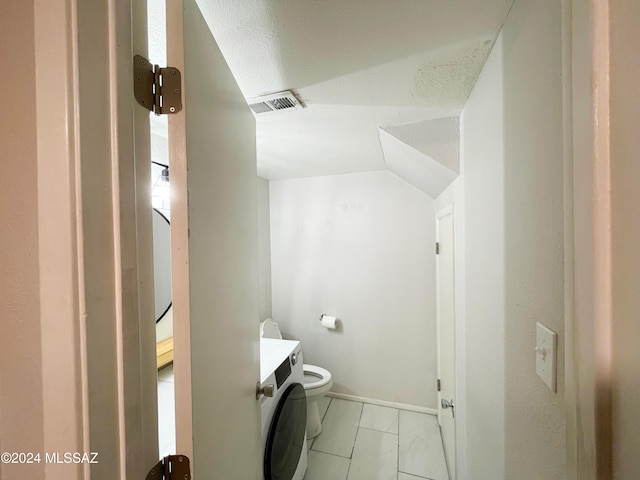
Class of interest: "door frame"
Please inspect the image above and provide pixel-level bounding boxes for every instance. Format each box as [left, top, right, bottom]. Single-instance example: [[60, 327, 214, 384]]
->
[[435, 203, 456, 425], [562, 0, 614, 478], [73, 0, 159, 475], [2, 0, 619, 479], [2, 0, 157, 478], [435, 205, 456, 477]]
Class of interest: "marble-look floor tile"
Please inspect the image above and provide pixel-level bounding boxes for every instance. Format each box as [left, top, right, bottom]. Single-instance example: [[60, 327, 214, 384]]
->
[[359, 404, 399, 434], [398, 411, 448, 480], [304, 450, 350, 480], [347, 428, 398, 480], [316, 395, 332, 422], [398, 473, 428, 480], [312, 398, 363, 458]]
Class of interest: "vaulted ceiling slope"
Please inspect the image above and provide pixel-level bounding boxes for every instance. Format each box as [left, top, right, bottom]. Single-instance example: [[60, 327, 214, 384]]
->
[[194, 0, 514, 180], [380, 117, 460, 198]]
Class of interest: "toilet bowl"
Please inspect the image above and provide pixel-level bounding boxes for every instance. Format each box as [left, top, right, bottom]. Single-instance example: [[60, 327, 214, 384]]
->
[[260, 318, 333, 439], [302, 364, 333, 438]]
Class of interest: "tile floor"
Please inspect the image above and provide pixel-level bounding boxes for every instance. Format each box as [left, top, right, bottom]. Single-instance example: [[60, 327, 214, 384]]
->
[[305, 397, 449, 480], [157, 366, 449, 480]]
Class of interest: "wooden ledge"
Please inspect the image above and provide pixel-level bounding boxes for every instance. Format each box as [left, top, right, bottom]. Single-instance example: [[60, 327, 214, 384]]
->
[[156, 337, 174, 370]]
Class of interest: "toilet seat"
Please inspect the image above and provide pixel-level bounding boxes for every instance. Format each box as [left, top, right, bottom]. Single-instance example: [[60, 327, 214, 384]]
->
[[259, 317, 332, 402], [303, 364, 332, 391]]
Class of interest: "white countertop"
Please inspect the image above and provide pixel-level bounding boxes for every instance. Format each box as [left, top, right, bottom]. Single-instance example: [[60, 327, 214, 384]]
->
[[260, 338, 300, 383]]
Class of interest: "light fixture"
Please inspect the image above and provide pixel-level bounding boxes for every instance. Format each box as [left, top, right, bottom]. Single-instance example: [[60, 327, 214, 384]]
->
[[159, 167, 169, 184], [152, 163, 170, 211]]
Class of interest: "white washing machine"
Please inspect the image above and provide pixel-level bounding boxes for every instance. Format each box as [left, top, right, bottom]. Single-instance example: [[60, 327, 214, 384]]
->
[[260, 338, 308, 480]]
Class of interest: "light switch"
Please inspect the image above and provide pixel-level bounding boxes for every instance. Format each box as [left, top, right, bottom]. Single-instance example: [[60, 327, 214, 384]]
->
[[535, 322, 557, 392]]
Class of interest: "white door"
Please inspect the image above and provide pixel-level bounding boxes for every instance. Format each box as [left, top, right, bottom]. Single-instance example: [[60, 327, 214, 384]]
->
[[437, 206, 456, 479], [165, 0, 262, 478]]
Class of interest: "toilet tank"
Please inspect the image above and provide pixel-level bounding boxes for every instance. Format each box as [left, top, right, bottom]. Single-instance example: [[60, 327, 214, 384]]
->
[[260, 318, 283, 339]]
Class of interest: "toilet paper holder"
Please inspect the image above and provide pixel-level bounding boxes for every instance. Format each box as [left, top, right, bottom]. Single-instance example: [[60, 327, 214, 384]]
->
[[319, 314, 338, 330]]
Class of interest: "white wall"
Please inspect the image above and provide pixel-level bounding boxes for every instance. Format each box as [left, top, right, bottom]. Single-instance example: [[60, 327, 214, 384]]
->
[[156, 308, 173, 341], [153, 163, 174, 342], [462, 1, 566, 478], [461, 35, 506, 478], [270, 170, 437, 408], [501, 2, 565, 477], [258, 177, 272, 320]]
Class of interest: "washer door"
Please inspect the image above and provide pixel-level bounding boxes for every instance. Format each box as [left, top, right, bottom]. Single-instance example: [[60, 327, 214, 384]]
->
[[264, 382, 307, 480]]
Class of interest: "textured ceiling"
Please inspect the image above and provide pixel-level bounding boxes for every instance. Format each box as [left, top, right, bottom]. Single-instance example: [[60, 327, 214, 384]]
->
[[151, 1, 514, 180]]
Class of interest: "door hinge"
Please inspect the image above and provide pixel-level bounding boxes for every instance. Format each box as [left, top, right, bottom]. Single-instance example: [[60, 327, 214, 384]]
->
[[435, 242, 440, 255], [134, 55, 182, 115], [437, 379, 441, 392], [146, 455, 191, 480]]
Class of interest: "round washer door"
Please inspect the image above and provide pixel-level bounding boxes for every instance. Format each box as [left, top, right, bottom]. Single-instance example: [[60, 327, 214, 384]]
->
[[264, 382, 307, 480]]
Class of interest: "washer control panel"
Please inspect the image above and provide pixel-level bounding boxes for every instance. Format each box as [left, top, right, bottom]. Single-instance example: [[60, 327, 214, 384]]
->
[[274, 358, 291, 389]]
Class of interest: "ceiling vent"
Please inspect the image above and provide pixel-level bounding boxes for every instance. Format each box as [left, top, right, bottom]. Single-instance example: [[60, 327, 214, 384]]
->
[[247, 90, 304, 116]]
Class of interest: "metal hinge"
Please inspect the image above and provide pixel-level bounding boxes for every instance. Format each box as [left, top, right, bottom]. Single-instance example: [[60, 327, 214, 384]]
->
[[435, 242, 440, 255], [146, 455, 191, 480], [134, 55, 182, 115], [437, 379, 441, 392]]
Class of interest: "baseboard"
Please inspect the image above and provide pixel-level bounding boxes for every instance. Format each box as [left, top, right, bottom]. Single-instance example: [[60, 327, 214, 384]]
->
[[326, 392, 438, 416]]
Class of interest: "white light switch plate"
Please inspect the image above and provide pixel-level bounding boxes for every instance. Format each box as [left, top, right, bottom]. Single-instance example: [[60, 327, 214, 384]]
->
[[536, 322, 557, 392]]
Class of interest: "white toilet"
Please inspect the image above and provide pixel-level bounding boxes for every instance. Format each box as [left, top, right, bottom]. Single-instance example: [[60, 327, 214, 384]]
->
[[260, 318, 333, 439]]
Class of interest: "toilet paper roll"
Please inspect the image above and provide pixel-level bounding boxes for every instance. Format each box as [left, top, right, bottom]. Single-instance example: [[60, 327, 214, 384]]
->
[[321, 315, 337, 330]]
